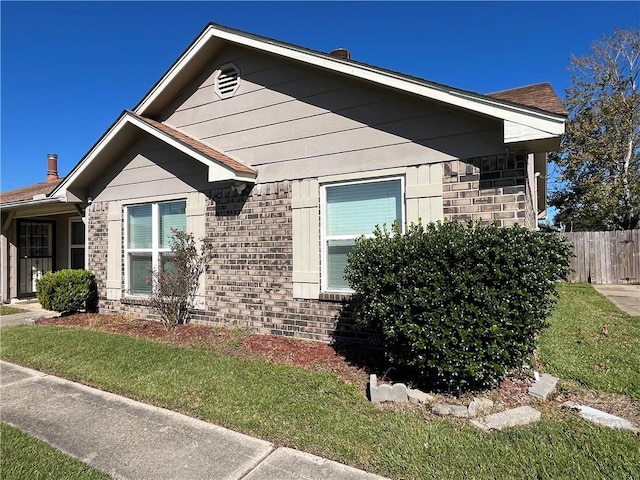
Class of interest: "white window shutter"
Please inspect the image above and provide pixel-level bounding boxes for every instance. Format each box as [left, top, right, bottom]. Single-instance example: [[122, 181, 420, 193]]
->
[[291, 179, 320, 299], [106, 201, 123, 300], [185, 192, 207, 309], [405, 164, 443, 224]]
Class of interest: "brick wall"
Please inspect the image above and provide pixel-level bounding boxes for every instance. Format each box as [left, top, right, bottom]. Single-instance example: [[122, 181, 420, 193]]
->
[[90, 155, 535, 343], [87, 202, 109, 301], [443, 153, 528, 227], [89, 183, 358, 342], [197, 181, 356, 342]]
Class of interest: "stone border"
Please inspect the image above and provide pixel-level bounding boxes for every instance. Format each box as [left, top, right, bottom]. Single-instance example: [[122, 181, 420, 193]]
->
[[367, 372, 639, 433]]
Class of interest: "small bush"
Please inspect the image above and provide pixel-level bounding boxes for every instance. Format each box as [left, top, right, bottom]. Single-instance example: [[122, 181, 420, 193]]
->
[[148, 229, 214, 331], [36, 269, 98, 313], [345, 220, 572, 392]]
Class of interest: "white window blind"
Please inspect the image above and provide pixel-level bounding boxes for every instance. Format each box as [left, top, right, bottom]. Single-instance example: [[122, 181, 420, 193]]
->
[[324, 178, 403, 290], [125, 200, 186, 295], [326, 180, 402, 236], [159, 202, 186, 248], [128, 205, 152, 249]]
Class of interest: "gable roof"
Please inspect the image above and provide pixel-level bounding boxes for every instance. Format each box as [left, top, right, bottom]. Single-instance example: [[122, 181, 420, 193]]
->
[[52, 110, 256, 201], [487, 83, 568, 116], [48, 22, 566, 204], [133, 114, 256, 175], [134, 22, 566, 147]]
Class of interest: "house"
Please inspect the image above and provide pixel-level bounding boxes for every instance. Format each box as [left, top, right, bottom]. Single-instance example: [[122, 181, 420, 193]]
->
[[0, 23, 567, 341]]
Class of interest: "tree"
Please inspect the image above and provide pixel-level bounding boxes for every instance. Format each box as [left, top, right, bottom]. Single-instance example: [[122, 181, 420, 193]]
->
[[148, 229, 214, 331], [550, 28, 640, 231]]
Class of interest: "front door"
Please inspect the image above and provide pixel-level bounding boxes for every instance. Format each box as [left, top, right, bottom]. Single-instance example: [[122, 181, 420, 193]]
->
[[17, 220, 55, 297]]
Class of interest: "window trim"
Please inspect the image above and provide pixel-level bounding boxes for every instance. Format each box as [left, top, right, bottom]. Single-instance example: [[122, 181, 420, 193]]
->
[[123, 199, 186, 297], [68, 217, 86, 270], [320, 176, 405, 293]]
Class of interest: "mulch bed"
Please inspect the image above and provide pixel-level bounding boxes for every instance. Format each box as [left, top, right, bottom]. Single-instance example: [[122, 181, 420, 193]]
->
[[36, 313, 371, 389], [35, 313, 640, 424]]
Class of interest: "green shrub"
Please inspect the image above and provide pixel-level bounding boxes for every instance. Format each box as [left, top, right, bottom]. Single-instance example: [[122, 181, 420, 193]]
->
[[36, 269, 98, 313], [148, 229, 214, 331], [344, 220, 572, 392]]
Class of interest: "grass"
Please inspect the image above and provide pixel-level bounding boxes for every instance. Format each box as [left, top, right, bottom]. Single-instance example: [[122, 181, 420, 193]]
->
[[0, 423, 111, 480], [540, 283, 640, 400], [0, 305, 26, 315], [1, 323, 638, 480]]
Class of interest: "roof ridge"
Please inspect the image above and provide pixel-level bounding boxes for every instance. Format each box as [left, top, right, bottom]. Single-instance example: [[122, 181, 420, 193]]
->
[[486, 82, 553, 96]]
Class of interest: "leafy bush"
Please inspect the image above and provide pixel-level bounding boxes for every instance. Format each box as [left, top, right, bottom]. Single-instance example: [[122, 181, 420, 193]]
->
[[36, 269, 98, 313], [344, 220, 572, 392], [148, 229, 214, 331]]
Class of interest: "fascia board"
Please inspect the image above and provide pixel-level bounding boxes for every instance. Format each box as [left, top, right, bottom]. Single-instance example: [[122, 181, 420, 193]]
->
[[0, 197, 66, 210], [53, 113, 132, 199], [135, 25, 566, 135], [54, 113, 255, 199], [134, 29, 214, 115]]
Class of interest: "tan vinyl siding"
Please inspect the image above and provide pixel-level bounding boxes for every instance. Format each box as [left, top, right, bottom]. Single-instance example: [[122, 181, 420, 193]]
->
[[162, 45, 504, 184], [92, 136, 210, 204]]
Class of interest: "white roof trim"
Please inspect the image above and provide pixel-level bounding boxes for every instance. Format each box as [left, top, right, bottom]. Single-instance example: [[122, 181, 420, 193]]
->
[[1, 197, 65, 209], [127, 115, 254, 183], [504, 120, 561, 144], [53, 112, 254, 199], [134, 24, 565, 143]]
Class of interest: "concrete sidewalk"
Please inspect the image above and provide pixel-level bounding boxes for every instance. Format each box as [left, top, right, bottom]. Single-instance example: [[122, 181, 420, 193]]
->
[[0, 361, 388, 480], [592, 284, 640, 317]]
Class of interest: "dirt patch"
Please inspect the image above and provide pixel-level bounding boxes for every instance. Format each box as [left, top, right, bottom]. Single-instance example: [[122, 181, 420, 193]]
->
[[36, 313, 640, 424]]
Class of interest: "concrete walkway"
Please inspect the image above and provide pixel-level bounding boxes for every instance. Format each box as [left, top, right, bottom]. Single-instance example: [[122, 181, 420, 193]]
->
[[592, 284, 640, 317], [0, 361, 388, 480], [0, 300, 58, 327]]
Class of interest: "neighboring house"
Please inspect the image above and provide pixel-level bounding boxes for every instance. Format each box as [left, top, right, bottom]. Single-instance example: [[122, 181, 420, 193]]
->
[[0, 154, 86, 300], [0, 23, 567, 341]]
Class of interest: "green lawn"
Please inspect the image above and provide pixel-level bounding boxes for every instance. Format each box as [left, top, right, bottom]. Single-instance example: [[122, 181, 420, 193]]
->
[[0, 423, 111, 480], [0, 305, 26, 315], [1, 321, 638, 479], [540, 283, 640, 400]]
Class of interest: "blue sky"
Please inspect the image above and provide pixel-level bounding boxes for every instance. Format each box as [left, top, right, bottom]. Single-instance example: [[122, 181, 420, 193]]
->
[[1, 1, 638, 192]]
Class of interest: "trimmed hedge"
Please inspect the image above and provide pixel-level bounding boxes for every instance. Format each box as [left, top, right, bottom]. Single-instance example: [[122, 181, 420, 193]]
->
[[344, 220, 572, 392], [36, 269, 98, 313]]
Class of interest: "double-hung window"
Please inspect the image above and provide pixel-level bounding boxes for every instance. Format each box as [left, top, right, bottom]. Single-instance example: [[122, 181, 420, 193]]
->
[[125, 200, 186, 295], [322, 177, 404, 291]]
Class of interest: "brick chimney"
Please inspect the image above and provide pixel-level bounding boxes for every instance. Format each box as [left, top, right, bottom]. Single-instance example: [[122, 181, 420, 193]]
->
[[329, 48, 350, 60], [47, 153, 59, 182]]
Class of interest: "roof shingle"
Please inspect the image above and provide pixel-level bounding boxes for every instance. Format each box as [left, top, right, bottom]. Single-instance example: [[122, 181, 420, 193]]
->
[[486, 83, 568, 116], [1, 179, 63, 205]]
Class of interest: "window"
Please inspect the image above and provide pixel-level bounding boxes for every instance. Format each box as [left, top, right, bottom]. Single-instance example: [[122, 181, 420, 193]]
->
[[69, 220, 85, 269], [125, 200, 186, 295], [322, 178, 404, 291], [214, 63, 240, 99]]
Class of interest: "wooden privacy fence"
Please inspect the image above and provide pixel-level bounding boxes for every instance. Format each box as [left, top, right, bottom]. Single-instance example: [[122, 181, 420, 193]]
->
[[557, 230, 640, 284]]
